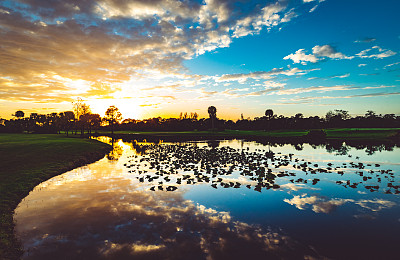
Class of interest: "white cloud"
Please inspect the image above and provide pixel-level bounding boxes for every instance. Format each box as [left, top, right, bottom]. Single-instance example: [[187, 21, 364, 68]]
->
[[216, 67, 318, 82], [275, 84, 356, 95], [283, 49, 318, 64], [356, 46, 397, 59], [0, 0, 319, 103], [285, 44, 396, 64], [284, 44, 351, 64], [312, 45, 348, 59], [284, 195, 396, 214], [384, 61, 400, 69]]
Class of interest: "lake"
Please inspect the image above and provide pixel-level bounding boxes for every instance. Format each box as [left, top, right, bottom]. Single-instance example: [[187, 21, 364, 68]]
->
[[14, 137, 400, 259]]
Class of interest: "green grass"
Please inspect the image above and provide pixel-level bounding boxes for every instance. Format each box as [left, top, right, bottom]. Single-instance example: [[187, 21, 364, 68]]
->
[[324, 128, 400, 139], [0, 134, 111, 259], [96, 128, 400, 139]]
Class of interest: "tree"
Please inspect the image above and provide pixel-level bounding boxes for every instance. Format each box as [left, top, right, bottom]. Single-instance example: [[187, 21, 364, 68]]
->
[[87, 113, 101, 134], [59, 111, 75, 136], [190, 112, 198, 120], [326, 109, 350, 121], [365, 110, 376, 118], [104, 106, 122, 134], [14, 110, 24, 118], [265, 109, 274, 120], [295, 113, 304, 119], [208, 106, 217, 130], [72, 97, 91, 134]]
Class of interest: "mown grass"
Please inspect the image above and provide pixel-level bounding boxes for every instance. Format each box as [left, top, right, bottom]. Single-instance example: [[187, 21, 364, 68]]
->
[[0, 134, 111, 260], [325, 128, 400, 139]]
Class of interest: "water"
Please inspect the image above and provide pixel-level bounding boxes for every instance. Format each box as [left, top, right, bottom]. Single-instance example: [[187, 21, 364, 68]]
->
[[14, 137, 400, 259]]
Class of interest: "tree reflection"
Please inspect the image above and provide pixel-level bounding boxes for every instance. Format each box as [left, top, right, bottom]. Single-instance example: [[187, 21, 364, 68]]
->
[[106, 138, 123, 161], [123, 142, 399, 195]]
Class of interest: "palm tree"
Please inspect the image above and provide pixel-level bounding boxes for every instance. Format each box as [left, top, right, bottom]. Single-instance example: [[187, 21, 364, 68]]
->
[[208, 106, 217, 130]]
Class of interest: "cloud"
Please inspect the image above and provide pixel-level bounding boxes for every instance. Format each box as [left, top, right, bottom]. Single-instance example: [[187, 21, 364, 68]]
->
[[331, 73, 350, 78], [384, 61, 400, 69], [15, 167, 322, 259], [355, 199, 396, 212], [356, 46, 397, 59], [283, 49, 318, 64], [216, 67, 317, 82], [355, 37, 377, 43], [308, 73, 351, 80], [142, 84, 182, 92], [284, 195, 395, 214], [312, 45, 348, 59], [274, 85, 358, 95], [285, 44, 396, 65], [302, 0, 325, 12], [284, 44, 351, 64], [283, 195, 350, 213], [0, 0, 317, 103], [278, 89, 400, 104]]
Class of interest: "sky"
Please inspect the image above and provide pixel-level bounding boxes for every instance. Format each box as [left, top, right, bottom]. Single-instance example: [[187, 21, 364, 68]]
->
[[0, 0, 399, 120]]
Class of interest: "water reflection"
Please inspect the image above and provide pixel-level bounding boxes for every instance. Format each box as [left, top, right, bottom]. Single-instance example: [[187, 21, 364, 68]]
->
[[121, 141, 399, 195], [14, 167, 319, 259], [14, 138, 400, 259]]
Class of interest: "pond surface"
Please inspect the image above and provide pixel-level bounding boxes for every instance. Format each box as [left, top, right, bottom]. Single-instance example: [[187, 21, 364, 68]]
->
[[14, 138, 400, 259]]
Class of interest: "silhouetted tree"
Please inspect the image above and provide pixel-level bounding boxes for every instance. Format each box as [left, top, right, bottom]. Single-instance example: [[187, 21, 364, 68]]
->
[[87, 113, 101, 134], [208, 106, 217, 130], [365, 110, 377, 118], [265, 109, 274, 120], [105, 105, 122, 134], [58, 111, 75, 136], [72, 98, 91, 134], [14, 110, 25, 118]]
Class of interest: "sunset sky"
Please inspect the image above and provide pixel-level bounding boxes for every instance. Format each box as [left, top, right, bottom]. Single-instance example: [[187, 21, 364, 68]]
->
[[1, 0, 399, 120]]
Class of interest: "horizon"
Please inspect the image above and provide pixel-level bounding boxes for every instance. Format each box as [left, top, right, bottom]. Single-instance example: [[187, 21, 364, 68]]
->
[[1, 0, 399, 120]]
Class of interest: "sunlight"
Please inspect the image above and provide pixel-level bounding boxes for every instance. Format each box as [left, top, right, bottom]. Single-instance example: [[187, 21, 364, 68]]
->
[[89, 98, 142, 119]]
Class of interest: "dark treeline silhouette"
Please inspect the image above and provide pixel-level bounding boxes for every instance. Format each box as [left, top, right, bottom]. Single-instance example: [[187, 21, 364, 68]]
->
[[118, 109, 400, 132], [1, 106, 399, 134]]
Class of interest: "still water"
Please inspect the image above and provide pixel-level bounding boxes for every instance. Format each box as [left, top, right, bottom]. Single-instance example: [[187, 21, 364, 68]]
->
[[14, 138, 400, 259]]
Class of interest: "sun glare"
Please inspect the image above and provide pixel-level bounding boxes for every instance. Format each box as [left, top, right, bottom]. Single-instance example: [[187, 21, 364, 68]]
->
[[89, 99, 142, 120]]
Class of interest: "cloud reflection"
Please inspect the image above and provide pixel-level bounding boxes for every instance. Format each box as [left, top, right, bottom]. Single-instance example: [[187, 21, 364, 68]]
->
[[284, 194, 396, 214], [15, 168, 321, 259]]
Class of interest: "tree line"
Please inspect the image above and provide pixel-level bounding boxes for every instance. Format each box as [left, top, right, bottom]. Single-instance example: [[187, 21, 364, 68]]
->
[[0, 99, 121, 134], [1, 103, 399, 134]]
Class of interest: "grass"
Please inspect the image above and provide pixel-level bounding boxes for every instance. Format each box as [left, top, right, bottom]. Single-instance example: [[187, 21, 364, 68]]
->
[[324, 128, 400, 139], [95, 128, 400, 140], [0, 134, 111, 260]]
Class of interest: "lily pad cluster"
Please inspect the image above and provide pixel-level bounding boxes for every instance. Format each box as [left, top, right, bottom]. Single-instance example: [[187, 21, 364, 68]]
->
[[123, 143, 399, 194]]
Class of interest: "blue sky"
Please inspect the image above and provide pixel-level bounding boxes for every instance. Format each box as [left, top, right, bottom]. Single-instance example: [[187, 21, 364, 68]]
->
[[0, 0, 399, 119]]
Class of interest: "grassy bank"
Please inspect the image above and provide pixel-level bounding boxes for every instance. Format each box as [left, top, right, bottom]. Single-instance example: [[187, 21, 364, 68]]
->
[[94, 128, 400, 140], [0, 134, 111, 260]]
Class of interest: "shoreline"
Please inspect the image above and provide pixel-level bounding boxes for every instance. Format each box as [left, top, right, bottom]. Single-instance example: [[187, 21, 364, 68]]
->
[[0, 134, 112, 260], [89, 128, 400, 144]]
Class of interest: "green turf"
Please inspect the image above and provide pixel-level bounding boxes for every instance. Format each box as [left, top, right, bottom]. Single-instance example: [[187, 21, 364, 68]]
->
[[0, 134, 111, 259], [324, 128, 400, 139]]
